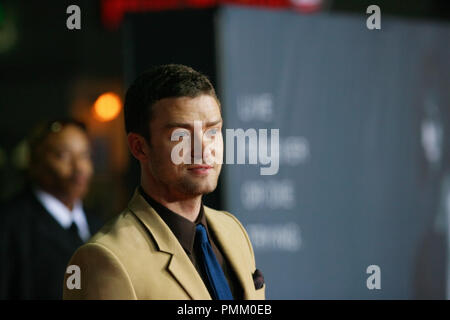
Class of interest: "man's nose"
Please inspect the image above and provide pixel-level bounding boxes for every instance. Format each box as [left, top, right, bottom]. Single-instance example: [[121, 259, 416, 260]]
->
[[72, 156, 90, 174], [190, 128, 219, 164], [190, 129, 203, 163]]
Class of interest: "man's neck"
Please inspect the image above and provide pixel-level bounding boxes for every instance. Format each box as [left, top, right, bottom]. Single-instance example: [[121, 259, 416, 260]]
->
[[35, 184, 75, 211], [140, 182, 202, 222]]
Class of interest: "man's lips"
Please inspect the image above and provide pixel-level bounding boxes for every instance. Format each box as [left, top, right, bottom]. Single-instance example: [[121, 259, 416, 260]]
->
[[70, 175, 90, 186], [187, 165, 213, 175]]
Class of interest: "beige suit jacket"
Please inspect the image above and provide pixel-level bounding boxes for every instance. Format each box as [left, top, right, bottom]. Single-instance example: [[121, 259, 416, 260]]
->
[[63, 189, 265, 300]]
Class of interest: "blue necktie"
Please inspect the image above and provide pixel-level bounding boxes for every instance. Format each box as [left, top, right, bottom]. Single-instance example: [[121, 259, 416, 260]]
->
[[195, 224, 233, 300]]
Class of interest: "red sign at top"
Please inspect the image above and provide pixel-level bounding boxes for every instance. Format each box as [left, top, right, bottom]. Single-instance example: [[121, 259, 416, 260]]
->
[[101, 0, 324, 29]]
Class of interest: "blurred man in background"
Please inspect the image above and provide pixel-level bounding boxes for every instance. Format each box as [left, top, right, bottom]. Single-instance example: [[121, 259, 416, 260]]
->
[[0, 119, 101, 299]]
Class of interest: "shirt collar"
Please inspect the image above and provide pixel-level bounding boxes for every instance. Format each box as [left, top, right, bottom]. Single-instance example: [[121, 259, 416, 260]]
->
[[33, 187, 90, 241], [139, 186, 208, 255]]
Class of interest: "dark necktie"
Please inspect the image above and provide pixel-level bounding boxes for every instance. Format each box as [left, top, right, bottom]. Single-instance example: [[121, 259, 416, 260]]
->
[[195, 224, 233, 300], [69, 222, 82, 242]]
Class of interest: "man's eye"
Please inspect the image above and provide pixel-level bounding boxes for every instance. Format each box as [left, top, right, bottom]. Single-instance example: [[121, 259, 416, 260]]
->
[[55, 151, 70, 160], [176, 131, 190, 138], [205, 128, 219, 137], [171, 129, 191, 141]]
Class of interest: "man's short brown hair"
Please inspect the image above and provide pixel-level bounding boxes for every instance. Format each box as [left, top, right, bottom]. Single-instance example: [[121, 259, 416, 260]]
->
[[124, 64, 219, 142]]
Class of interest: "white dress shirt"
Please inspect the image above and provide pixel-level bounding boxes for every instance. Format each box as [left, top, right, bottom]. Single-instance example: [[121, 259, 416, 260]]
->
[[33, 188, 91, 242]]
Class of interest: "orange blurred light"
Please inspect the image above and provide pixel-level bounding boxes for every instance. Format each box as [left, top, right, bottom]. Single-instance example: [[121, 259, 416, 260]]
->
[[93, 92, 122, 122]]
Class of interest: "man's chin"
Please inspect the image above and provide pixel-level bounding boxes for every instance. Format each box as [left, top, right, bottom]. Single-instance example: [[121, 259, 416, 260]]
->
[[65, 187, 88, 202], [178, 180, 218, 196]]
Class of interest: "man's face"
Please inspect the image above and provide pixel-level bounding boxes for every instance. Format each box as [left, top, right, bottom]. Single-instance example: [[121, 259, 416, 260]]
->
[[145, 94, 223, 199], [34, 125, 93, 203]]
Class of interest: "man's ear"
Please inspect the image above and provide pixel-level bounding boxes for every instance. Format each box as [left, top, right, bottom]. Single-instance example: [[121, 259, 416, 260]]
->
[[127, 133, 150, 162]]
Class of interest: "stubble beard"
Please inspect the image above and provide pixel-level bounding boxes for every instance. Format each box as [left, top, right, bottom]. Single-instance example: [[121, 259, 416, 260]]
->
[[177, 172, 219, 196], [147, 156, 221, 198]]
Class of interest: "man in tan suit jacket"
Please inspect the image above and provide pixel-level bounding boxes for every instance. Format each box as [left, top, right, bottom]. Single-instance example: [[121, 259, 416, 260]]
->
[[63, 64, 265, 300]]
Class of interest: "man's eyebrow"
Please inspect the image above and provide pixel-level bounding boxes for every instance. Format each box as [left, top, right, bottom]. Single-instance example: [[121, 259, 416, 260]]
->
[[165, 122, 192, 129], [205, 119, 223, 127], [165, 119, 223, 129]]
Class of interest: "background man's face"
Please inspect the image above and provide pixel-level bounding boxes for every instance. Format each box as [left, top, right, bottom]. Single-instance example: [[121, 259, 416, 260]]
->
[[34, 125, 93, 204], [146, 94, 223, 198]]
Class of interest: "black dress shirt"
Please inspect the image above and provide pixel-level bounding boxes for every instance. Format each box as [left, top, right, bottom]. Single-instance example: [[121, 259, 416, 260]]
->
[[139, 187, 242, 299]]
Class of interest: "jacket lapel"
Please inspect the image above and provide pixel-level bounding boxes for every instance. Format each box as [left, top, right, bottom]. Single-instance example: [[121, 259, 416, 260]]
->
[[127, 189, 211, 300], [204, 207, 255, 299]]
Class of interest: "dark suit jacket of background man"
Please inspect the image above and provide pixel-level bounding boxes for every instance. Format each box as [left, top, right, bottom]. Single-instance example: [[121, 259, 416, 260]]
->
[[0, 187, 102, 299]]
